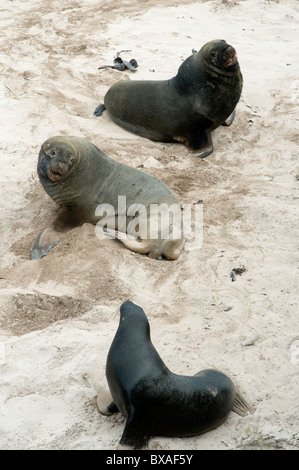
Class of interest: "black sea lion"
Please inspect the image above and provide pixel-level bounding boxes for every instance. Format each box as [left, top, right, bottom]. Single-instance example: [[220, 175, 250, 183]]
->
[[98, 301, 251, 449], [94, 39, 243, 159], [31, 136, 184, 260]]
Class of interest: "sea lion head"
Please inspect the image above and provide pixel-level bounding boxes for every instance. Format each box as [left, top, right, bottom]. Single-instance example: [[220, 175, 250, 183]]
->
[[38, 136, 80, 182], [202, 39, 239, 72], [119, 300, 149, 327]]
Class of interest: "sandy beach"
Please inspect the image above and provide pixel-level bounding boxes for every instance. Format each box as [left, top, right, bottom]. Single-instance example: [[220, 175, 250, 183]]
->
[[0, 0, 298, 450]]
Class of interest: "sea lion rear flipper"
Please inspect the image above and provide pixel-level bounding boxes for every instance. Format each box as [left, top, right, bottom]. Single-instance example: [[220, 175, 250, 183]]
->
[[98, 400, 119, 416], [222, 110, 236, 127], [103, 228, 156, 257], [96, 388, 119, 416], [232, 390, 253, 417], [94, 104, 106, 117], [102, 228, 181, 260], [31, 207, 83, 260]]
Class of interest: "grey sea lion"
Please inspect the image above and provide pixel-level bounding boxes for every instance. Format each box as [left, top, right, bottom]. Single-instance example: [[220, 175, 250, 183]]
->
[[98, 300, 251, 450], [94, 39, 243, 159], [31, 136, 184, 260]]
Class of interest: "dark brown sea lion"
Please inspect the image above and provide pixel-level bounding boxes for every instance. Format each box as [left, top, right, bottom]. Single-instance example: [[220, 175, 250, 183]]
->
[[98, 301, 251, 450], [94, 39, 243, 159], [31, 136, 184, 260]]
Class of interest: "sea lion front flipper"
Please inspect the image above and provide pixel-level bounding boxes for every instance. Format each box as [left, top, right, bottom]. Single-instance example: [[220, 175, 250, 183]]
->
[[186, 129, 214, 159], [94, 104, 106, 117], [222, 110, 236, 127], [31, 207, 83, 260], [119, 410, 148, 450], [31, 226, 62, 259]]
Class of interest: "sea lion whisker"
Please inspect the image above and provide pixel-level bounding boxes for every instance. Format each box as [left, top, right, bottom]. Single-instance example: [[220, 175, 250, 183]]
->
[[111, 306, 121, 318]]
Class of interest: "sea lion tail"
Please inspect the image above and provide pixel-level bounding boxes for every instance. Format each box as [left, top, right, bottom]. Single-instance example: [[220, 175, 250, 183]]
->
[[232, 391, 253, 417]]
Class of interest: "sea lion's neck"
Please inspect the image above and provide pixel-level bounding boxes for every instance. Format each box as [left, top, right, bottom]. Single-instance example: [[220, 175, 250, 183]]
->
[[70, 140, 117, 204], [204, 60, 241, 79]]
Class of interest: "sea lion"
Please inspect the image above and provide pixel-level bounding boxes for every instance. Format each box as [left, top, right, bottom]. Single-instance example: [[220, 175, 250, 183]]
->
[[31, 136, 184, 260], [98, 300, 251, 450], [94, 39, 243, 159]]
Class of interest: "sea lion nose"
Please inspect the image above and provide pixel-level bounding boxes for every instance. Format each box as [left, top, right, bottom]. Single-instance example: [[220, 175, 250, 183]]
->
[[51, 162, 64, 172], [226, 45, 235, 56]]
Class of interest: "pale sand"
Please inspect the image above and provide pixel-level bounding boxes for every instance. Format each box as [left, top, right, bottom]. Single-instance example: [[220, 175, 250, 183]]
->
[[0, 0, 298, 450]]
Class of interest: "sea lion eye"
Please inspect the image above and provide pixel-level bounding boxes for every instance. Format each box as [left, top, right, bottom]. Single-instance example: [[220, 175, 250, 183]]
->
[[47, 148, 57, 158], [211, 50, 217, 59]]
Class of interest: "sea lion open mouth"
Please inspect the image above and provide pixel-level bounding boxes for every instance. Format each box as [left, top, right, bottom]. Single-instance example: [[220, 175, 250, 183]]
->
[[225, 53, 238, 67], [224, 45, 238, 67], [48, 163, 68, 181], [48, 169, 63, 181]]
